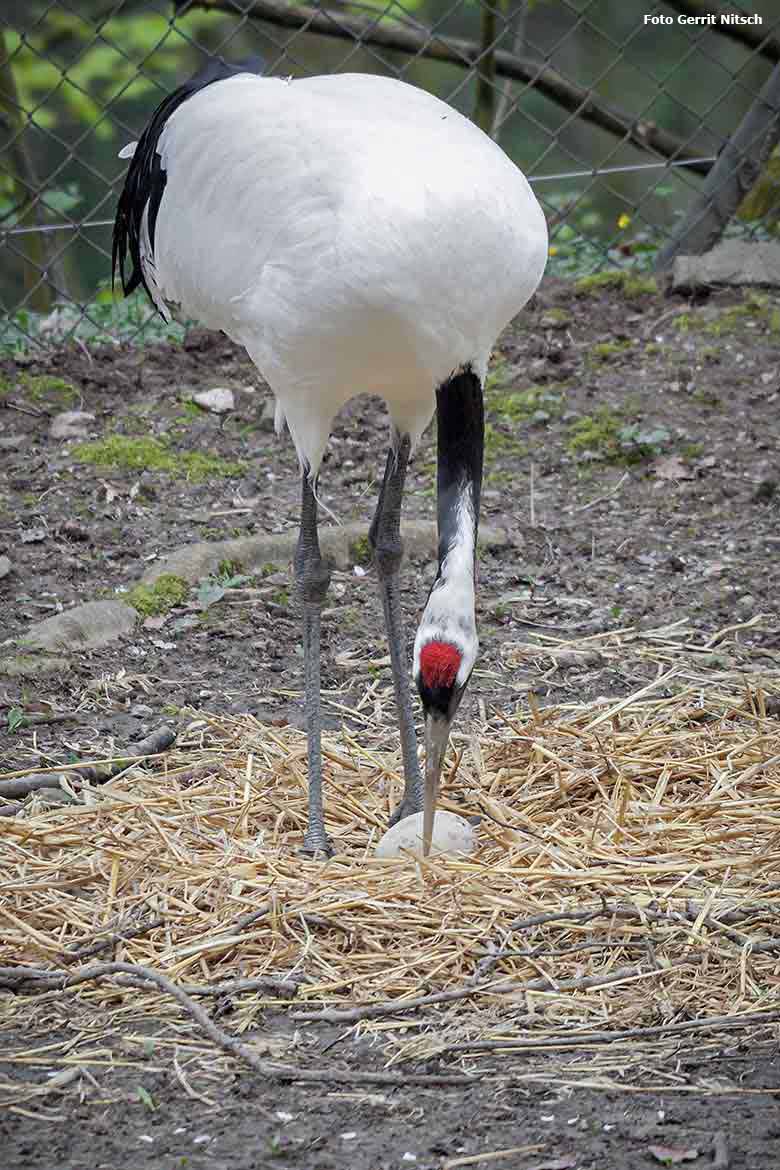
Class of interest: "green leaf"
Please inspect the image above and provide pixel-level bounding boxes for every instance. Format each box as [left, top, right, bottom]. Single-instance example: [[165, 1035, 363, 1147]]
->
[[196, 580, 226, 610], [7, 708, 24, 732], [136, 1085, 156, 1111]]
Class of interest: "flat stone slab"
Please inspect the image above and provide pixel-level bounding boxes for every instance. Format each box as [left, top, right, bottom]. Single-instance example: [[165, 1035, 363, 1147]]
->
[[672, 240, 780, 292], [141, 521, 510, 585], [20, 600, 138, 653], [49, 410, 95, 440], [0, 653, 69, 679]]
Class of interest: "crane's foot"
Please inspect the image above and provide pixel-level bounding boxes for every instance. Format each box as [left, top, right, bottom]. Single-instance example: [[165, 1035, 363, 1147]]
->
[[387, 792, 423, 829], [300, 828, 335, 857]]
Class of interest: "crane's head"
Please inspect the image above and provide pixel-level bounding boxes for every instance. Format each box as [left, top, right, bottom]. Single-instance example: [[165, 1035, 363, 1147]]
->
[[413, 621, 477, 854]]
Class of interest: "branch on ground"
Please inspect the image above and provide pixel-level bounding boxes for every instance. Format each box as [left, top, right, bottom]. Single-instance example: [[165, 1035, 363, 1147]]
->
[[0, 961, 471, 1085], [0, 724, 177, 803]]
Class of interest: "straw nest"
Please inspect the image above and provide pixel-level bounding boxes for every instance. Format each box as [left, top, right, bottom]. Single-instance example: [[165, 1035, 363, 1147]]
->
[[3, 628, 780, 1079]]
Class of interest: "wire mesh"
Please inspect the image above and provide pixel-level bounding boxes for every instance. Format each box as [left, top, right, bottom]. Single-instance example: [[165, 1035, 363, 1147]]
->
[[1, 0, 779, 351]]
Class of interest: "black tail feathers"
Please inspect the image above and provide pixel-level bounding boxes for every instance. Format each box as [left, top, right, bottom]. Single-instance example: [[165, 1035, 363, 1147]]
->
[[112, 54, 266, 312]]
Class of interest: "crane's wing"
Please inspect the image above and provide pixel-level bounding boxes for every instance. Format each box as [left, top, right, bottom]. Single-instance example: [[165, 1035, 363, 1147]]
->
[[112, 55, 266, 319]]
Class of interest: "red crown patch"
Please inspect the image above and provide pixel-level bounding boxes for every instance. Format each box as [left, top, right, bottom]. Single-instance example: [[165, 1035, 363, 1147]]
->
[[419, 641, 462, 689]]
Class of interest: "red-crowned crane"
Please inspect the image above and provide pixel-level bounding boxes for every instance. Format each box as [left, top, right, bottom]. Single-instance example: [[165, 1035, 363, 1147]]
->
[[113, 64, 547, 856]]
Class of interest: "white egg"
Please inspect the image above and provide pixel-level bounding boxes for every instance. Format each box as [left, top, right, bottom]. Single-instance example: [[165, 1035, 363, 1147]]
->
[[374, 810, 476, 858]]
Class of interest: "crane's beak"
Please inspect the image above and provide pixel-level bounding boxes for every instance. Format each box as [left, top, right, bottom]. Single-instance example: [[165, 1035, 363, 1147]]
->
[[422, 713, 450, 855]]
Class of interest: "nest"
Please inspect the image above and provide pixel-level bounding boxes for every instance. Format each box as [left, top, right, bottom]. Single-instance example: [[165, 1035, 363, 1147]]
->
[[2, 629, 780, 1083]]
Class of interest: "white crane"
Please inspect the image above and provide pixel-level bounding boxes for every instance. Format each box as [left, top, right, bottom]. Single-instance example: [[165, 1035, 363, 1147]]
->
[[114, 64, 547, 856]]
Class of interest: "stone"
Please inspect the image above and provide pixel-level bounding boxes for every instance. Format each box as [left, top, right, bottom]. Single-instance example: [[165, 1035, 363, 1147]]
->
[[0, 434, 29, 452], [258, 397, 277, 433], [0, 653, 69, 679], [671, 241, 780, 292], [140, 522, 510, 585], [375, 810, 476, 859], [0, 555, 11, 579], [193, 387, 234, 414], [21, 600, 138, 653], [736, 593, 756, 615], [49, 411, 95, 440]]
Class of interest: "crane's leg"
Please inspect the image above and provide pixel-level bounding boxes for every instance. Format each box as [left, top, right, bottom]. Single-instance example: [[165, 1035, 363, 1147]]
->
[[369, 434, 425, 826], [295, 472, 333, 855]]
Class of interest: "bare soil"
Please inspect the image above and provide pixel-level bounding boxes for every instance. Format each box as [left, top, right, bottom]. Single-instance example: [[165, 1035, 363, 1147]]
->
[[1, 276, 780, 1167]]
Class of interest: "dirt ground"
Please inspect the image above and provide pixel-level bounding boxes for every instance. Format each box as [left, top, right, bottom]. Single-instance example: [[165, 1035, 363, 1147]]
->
[[2, 274, 780, 1167]]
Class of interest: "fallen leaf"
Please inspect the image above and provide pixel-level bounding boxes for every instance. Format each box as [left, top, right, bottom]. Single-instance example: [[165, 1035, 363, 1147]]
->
[[653, 455, 694, 481], [197, 580, 226, 609], [648, 1145, 699, 1165], [19, 527, 47, 544], [143, 615, 168, 630]]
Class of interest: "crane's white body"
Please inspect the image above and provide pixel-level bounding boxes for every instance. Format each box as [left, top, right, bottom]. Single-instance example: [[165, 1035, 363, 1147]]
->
[[147, 72, 547, 473]]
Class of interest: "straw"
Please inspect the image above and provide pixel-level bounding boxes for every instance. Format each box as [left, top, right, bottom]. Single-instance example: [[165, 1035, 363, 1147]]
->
[[2, 620, 780, 1084]]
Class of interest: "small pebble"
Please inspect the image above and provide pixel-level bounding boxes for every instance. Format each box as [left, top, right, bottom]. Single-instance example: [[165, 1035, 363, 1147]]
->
[[49, 411, 95, 440], [193, 387, 234, 413]]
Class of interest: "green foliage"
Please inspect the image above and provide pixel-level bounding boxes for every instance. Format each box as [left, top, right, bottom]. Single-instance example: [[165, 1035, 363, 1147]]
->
[[349, 535, 372, 565], [544, 189, 661, 278], [74, 435, 245, 481], [0, 290, 189, 357], [7, 708, 24, 732], [134, 1085, 157, 1112], [126, 574, 189, 617], [5, 10, 228, 138], [196, 565, 252, 609]]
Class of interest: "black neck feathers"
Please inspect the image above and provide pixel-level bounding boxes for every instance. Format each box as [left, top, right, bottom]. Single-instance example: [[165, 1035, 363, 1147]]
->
[[435, 364, 484, 566]]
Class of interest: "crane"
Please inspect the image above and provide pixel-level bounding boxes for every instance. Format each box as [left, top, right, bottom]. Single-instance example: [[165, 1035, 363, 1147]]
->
[[113, 63, 548, 856]]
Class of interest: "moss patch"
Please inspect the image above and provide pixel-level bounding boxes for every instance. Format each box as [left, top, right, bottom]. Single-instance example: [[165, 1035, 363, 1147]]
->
[[673, 293, 780, 338], [567, 406, 670, 464], [484, 421, 527, 457], [574, 271, 657, 300], [488, 383, 564, 421], [349, 534, 372, 565], [540, 307, 572, 329], [74, 435, 245, 482], [588, 340, 632, 364], [125, 573, 189, 617], [0, 373, 78, 404]]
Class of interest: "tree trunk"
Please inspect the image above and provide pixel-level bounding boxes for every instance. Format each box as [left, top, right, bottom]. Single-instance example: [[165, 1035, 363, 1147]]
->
[[0, 28, 53, 312], [655, 61, 780, 271]]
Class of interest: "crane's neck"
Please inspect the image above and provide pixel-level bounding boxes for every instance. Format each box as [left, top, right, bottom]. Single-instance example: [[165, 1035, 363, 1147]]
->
[[436, 364, 483, 576], [414, 365, 483, 687]]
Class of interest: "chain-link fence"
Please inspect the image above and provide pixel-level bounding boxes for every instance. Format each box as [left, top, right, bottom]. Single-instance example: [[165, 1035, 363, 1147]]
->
[[2, 0, 779, 351]]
